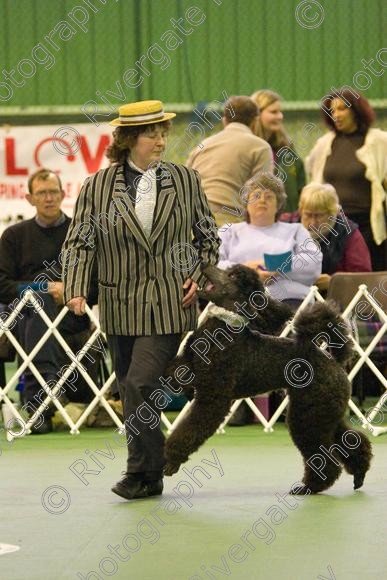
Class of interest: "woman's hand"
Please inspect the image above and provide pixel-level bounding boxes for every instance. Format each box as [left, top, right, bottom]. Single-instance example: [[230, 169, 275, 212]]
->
[[66, 296, 86, 315], [243, 260, 277, 281], [47, 281, 64, 305], [244, 260, 265, 270], [182, 278, 198, 308], [258, 270, 278, 281], [316, 273, 331, 291]]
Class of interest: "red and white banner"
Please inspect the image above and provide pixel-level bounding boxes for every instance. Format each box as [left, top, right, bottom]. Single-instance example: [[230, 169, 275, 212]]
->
[[0, 124, 111, 223]]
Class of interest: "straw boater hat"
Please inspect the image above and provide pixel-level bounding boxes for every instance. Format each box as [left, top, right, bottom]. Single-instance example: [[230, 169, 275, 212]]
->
[[109, 100, 176, 127]]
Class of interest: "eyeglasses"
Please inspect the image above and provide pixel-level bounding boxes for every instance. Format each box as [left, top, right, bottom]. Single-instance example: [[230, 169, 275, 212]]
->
[[32, 189, 62, 198], [249, 192, 277, 202], [302, 211, 330, 220]]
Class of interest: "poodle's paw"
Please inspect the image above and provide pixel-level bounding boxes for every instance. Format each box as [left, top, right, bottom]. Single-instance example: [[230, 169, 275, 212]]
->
[[353, 471, 366, 490], [289, 483, 313, 495], [163, 462, 181, 476]]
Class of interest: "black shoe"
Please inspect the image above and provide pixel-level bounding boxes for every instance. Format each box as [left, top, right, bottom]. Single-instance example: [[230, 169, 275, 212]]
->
[[31, 417, 53, 435], [111, 473, 146, 500], [142, 479, 163, 497], [111, 474, 163, 500]]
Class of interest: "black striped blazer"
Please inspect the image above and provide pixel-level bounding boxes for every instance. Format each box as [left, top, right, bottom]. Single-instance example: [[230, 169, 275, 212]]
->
[[62, 162, 220, 335]]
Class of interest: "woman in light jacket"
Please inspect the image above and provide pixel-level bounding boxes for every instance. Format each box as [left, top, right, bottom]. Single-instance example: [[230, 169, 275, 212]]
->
[[306, 88, 387, 271]]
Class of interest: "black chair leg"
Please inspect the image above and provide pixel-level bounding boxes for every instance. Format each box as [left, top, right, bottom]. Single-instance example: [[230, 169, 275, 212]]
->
[[0, 361, 5, 387]]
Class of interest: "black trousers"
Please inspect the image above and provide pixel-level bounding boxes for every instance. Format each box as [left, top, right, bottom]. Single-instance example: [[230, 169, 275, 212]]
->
[[347, 212, 386, 271], [107, 330, 181, 480], [16, 292, 95, 411]]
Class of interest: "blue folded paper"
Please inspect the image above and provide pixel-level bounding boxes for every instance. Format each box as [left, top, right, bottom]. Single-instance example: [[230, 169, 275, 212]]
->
[[263, 251, 292, 273]]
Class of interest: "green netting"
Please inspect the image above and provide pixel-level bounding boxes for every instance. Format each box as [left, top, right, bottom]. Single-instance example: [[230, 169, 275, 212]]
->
[[0, 0, 386, 109]]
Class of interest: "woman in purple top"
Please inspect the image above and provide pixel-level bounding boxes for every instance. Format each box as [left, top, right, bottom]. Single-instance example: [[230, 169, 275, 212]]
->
[[218, 173, 322, 306]]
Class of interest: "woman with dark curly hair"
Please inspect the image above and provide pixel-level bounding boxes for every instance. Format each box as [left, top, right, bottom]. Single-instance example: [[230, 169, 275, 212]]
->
[[106, 120, 172, 165], [306, 88, 387, 271], [63, 100, 219, 501]]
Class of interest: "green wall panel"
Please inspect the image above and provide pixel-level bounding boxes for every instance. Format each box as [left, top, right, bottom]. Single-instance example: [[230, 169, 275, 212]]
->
[[0, 0, 386, 108]]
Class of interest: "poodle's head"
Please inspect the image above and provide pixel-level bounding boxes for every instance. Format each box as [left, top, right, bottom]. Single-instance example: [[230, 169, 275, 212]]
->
[[199, 264, 263, 305], [199, 264, 293, 334]]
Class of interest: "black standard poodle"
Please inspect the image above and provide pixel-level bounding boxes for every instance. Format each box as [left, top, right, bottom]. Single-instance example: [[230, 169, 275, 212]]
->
[[164, 264, 373, 494]]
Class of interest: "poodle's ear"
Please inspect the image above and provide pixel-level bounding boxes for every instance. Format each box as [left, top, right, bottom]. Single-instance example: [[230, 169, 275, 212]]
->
[[228, 264, 265, 292], [250, 316, 276, 335], [249, 308, 268, 331], [268, 298, 294, 323], [248, 294, 293, 334]]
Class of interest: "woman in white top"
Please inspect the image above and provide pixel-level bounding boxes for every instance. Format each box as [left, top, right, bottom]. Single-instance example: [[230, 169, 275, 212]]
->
[[306, 88, 387, 271], [218, 173, 322, 307]]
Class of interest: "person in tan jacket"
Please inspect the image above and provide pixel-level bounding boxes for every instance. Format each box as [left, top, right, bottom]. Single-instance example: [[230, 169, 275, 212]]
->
[[186, 95, 274, 226]]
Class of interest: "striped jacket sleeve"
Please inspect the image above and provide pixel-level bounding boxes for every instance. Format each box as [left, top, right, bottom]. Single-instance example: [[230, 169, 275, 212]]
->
[[189, 169, 220, 286], [61, 176, 97, 304]]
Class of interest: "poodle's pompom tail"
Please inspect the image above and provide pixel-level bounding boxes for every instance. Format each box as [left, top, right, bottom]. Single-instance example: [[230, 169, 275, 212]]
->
[[293, 301, 354, 365]]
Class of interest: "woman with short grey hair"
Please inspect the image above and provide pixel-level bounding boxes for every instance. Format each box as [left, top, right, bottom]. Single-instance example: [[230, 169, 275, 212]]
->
[[218, 173, 322, 307]]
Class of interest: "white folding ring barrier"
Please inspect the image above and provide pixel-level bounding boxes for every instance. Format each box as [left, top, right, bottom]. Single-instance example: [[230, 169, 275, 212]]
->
[[0, 283, 386, 439]]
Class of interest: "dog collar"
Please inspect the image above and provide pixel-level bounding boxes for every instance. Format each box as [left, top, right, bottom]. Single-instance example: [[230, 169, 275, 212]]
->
[[205, 304, 248, 328]]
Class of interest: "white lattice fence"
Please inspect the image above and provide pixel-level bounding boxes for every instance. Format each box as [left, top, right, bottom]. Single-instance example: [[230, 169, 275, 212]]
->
[[1, 284, 386, 440], [0, 290, 171, 439], [168, 284, 387, 437]]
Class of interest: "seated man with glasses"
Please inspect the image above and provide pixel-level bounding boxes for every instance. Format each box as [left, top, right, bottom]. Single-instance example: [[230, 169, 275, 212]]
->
[[280, 182, 372, 292], [0, 168, 98, 433]]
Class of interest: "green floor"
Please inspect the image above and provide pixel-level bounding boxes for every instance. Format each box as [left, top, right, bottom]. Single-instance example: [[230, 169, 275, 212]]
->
[[1, 423, 387, 580]]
